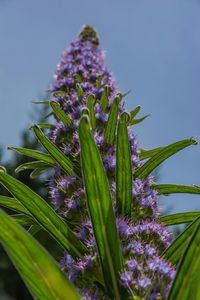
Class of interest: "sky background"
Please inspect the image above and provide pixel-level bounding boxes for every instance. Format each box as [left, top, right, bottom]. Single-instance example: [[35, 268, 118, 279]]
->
[[0, 0, 200, 214]]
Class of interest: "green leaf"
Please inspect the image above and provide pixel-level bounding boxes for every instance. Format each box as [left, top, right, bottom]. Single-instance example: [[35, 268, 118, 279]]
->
[[32, 100, 50, 105], [0, 196, 31, 215], [134, 138, 197, 179], [0, 209, 80, 300], [152, 184, 200, 195], [11, 214, 36, 226], [100, 86, 109, 111], [87, 94, 96, 130], [52, 90, 68, 98], [8, 147, 55, 165], [161, 212, 200, 226], [139, 147, 164, 160], [28, 224, 41, 236], [75, 73, 83, 83], [50, 101, 72, 126], [30, 168, 47, 179], [32, 125, 79, 177], [15, 161, 52, 173], [76, 83, 84, 98], [168, 221, 200, 300], [130, 114, 150, 126], [116, 112, 132, 216], [0, 170, 87, 259], [130, 106, 141, 120], [163, 217, 200, 265], [79, 115, 123, 299], [104, 96, 120, 145], [37, 123, 56, 129]]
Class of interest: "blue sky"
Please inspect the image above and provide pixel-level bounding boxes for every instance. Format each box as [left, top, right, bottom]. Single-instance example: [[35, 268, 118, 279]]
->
[[0, 0, 200, 214]]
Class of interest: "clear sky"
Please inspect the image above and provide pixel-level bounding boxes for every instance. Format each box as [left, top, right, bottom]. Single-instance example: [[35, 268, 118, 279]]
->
[[0, 0, 200, 214]]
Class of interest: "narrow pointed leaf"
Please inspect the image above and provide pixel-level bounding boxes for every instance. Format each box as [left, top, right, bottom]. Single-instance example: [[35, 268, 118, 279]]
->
[[130, 114, 150, 125], [152, 184, 200, 195], [0, 209, 80, 300], [168, 222, 200, 300], [76, 83, 84, 98], [161, 212, 200, 226], [28, 224, 41, 236], [52, 90, 68, 98], [37, 123, 56, 129], [116, 112, 132, 216], [8, 147, 55, 165], [100, 85, 109, 111], [87, 94, 96, 129], [135, 138, 197, 179], [79, 115, 123, 300], [163, 217, 200, 265], [32, 100, 50, 105], [32, 125, 79, 176], [0, 171, 87, 259], [139, 147, 164, 160], [104, 96, 120, 145], [130, 106, 141, 120], [30, 168, 47, 179], [15, 161, 51, 173], [0, 196, 30, 215], [11, 214, 36, 226], [50, 101, 72, 126]]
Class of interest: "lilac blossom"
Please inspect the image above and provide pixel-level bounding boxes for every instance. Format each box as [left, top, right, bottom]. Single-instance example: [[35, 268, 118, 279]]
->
[[48, 25, 175, 299]]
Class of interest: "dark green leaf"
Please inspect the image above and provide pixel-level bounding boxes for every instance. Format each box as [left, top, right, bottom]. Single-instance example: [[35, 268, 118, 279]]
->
[[11, 214, 36, 226], [100, 86, 109, 111], [32, 101, 50, 105], [168, 221, 200, 300], [0, 209, 80, 300], [163, 217, 200, 265], [130, 114, 150, 126], [130, 106, 141, 120], [152, 184, 200, 195], [32, 125, 79, 177], [0, 170, 87, 259], [50, 101, 72, 126], [37, 123, 56, 129], [135, 138, 197, 179], [15, 161, 52, 173], [79, 115, 123, 299], [8, 147, 55, 165], [104, 96, 120, 145], [87, 94, 96, 130], [116, 112, 132, 216], [139, 147, 164, 160]]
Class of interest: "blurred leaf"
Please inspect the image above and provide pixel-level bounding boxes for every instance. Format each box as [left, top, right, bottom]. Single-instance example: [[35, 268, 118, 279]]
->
[[37, 123, 56, 129], [168, 222, 200, 300], [0, 209, 80, 300], [0, 196, 30, 215], [8, 147, 55, 165], [116, 112, 132, 216], [28, 224, 41, 236], [15, 161, 52, 173], [50, 101, 72, 126], [135, 138, 197, 179], [100, 86, 109, 111], [32, 101, 50, 105], [104, 96, 120, 145], [87, 94, 96, 130], [163, 217, 200, 265], [129, 106, 141, 120], [161, 212, 200, 226], [32, 125, 79, 177], [0, 171, 87, 259], [11, 214, 36, 226], [52, 91, 68, 98], [79, 115, 123, 299], [152, 184, 200, 195], [76, 84, 84, 98]]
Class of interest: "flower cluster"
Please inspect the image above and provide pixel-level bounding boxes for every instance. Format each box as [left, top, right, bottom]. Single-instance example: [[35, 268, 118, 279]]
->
[[49, 25, 175, 299]]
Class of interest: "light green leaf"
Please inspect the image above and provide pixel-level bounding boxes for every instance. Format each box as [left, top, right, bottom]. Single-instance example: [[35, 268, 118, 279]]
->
[[135, 138, 197, 179], [0, 209, 80, 300], [116, 112, 132, 216], [163, 217, 200, 265], [8, 147, 55, 165], [50, 101, 72, 126], [0, 170, 87, 259], [79, 115, 123, 300], [130, 114, 150, 126], [161, 212, 200, 226], [32, 100, 50, 105], [0, 195, 31, 215], [32, 125, 79, 176], [52, 91, 68, 98], [87, 94, 96, 129], [11, 214, 36, 226], [152, 184, 200, 195], [76, 83, 84, 98], [139, 147, 164, 160], [168, 221, 200, 300], [104, 96, 120, 145], [130, 106, 141, 120], [37, 123, 56, 129]]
